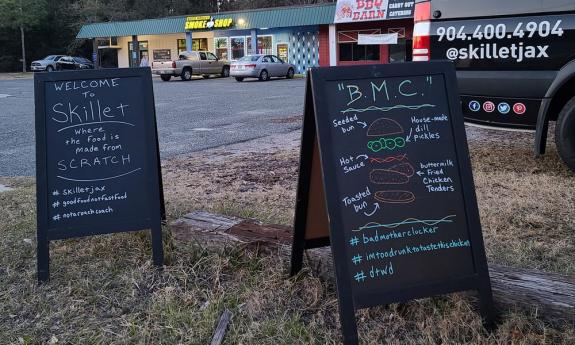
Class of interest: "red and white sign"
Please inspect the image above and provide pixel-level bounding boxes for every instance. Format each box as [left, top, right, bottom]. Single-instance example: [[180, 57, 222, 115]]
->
[[334, 0, 390, 23], [513, 103, 526, 115], [483, 101, 495, 113]]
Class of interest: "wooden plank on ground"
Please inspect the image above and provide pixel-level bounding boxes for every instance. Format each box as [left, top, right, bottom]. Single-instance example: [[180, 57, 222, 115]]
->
[[210, 309, 233, 345], [170, 211, 575, 324]]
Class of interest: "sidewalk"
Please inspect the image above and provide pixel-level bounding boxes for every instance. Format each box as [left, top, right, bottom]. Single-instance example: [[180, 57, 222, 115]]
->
[[0, 72, 34, 80]]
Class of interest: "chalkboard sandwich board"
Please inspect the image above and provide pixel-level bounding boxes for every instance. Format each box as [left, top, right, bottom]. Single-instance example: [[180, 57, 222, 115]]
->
[[290, 62, 495, 344], [34, 68, 164, 282]]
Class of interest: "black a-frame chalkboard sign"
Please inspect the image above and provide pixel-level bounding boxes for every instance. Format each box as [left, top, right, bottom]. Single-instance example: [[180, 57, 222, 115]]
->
[[290, 62, 495, 344], [34, 68, 165, 282]]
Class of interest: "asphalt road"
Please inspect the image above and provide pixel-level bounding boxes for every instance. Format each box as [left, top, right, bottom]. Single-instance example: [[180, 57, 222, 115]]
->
[[0, 75, 306, 176]]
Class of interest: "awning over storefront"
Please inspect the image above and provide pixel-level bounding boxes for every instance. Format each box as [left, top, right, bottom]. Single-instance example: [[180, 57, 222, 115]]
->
[[76, 3, 337, 39]]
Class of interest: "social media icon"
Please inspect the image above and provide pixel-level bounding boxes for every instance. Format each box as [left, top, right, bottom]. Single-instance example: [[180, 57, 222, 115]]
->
[[483, 101, 495, 113], [469, 101, 481, 112], [498, 102, 510, 115], [513, 103, 526, 115]]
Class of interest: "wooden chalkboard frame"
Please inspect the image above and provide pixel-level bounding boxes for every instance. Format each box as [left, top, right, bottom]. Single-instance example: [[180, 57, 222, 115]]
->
[[34, 68, 165, 282], [291, 62, 494, 344]]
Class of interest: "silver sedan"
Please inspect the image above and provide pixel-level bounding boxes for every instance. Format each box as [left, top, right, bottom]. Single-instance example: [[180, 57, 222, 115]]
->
[[230, 55, 296, 82]]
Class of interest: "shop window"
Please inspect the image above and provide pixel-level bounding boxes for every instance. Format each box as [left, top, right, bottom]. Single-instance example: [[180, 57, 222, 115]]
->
[[193, 38, 208, 51], [247, 35, 273, 55], [215, 37, 229, 60], [339, 43, 380, 62], [177, 39, 187, 54], [389, 39, 413, 63], [128, 41, 148, 67], [177, 38, 208, 54], [231, 37, 245, 60], [276, 43, 289, 62], [337, 29, 381, 62]]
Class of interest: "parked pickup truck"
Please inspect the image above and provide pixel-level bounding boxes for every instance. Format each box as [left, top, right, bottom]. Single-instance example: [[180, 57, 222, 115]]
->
[[413, 0, 575, 172], [152, 51, 230, 81]]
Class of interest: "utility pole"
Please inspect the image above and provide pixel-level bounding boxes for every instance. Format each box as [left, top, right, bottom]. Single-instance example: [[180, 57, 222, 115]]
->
[[19, 0, 26, 72]]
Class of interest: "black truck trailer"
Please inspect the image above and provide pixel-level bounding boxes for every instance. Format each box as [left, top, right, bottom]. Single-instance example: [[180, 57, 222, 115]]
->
[[412, 0, 575, 172]]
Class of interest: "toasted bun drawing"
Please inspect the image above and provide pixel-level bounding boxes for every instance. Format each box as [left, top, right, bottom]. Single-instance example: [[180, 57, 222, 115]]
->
[[370, 169, 409, 184], [367, 118, 404, 137], [375, 190, 415, 204], [388, 162, 415, 178]]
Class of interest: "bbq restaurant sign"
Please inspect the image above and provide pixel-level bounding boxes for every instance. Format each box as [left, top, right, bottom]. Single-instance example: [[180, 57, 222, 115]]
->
[[334, 0, 414, 23], [185, 16, 233, 30]]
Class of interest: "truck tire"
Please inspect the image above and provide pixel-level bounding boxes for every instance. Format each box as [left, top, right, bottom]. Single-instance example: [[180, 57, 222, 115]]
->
[[46, 66, 54, 72], [235, 77, 244, 82], [221, 66, 230, 78], [555, 96, 575, 173], [160, 75, 171, 82], [181, 68, 192, 81]]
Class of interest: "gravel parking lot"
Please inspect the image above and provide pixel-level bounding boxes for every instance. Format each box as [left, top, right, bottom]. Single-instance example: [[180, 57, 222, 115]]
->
[[0, 75, 306, 176]]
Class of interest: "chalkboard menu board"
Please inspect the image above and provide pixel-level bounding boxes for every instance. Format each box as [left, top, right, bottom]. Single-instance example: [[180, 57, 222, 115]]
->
[[290, 62, 494, 344], [34, 68, 164, 282]]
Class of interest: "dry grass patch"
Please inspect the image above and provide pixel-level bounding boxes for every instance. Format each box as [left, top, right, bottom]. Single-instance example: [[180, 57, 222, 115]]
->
[[0, 126, 574, 344]]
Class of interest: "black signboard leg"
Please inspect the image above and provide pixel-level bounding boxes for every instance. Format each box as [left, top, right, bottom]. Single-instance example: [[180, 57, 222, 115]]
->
[[37, 236, 50, 282], [339, 297, 359, 345], [478, 284, 496, 329], [151, 225, 164, 267], [290, 231, 306, 276], [290, 76, 316, 276]]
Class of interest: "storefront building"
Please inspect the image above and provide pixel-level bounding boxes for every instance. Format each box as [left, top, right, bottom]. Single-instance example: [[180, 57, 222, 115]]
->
[[77, 5, 334, 73], [76, 1, 415, 72], [319, 1, 415, 67]]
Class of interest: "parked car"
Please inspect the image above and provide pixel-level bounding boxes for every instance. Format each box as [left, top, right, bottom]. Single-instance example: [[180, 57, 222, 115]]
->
[[152, 51, 230, 81], [30, 55, 64, 72], [230, 55, 295, 82], [72, 57, 95, 70], [412, 0, 575, 172], [55, 56, 94, 71]]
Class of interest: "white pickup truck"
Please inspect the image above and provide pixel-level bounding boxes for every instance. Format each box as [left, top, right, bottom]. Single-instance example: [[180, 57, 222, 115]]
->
[[152, 51, 230, 81]]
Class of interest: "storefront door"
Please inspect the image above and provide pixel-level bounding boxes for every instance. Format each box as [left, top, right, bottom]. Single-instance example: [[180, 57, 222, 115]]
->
[[128, 41, 148, 67], [276, 43, 289, 62]]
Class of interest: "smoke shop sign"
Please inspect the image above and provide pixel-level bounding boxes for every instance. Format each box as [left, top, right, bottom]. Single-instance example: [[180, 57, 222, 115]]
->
[[334, 0, 414, 23], [185, 16, 233, 30]]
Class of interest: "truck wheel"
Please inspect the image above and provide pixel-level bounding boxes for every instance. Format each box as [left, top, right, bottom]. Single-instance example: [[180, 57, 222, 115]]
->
[[160, 75, 171, 82], [221, 66, 230, 78], [181, 68, 192, 81], [235, 77, 244, 82], [259, 69, 269, 81], [555, 96, 575, 172], [46, 66, 54, 72]]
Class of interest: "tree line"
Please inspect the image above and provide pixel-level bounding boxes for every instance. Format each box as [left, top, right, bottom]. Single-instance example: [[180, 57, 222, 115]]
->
[[0, 0, 333, 72]]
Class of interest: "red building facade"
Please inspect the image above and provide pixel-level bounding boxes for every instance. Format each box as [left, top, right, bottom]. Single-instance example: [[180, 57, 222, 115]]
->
[[319, 18, 414, 67]]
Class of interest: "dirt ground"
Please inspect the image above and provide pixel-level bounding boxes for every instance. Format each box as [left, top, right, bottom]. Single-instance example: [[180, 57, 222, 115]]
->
[[0, 124, 574, 344], [162, 124, 575, 275]]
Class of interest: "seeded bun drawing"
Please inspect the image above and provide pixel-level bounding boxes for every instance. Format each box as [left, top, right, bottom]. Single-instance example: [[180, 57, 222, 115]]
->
[[374, 190, 416, 204], [370, 169, 409, 184], [367, 118, 404, 137]]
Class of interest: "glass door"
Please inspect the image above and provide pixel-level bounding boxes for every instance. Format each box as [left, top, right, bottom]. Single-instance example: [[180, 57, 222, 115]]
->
[[276, 43, 289, 62]]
